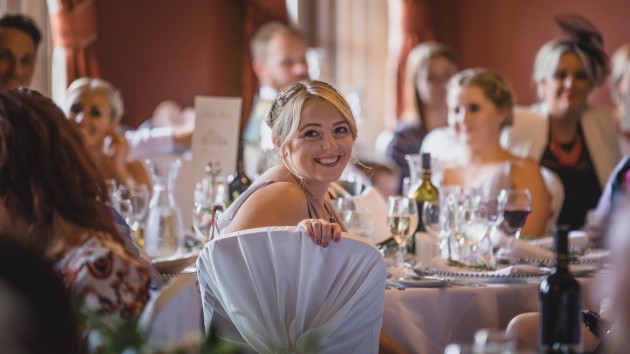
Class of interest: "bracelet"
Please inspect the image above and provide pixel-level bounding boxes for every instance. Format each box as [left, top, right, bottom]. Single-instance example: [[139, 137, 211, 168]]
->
[[582, 310, 606, 339]]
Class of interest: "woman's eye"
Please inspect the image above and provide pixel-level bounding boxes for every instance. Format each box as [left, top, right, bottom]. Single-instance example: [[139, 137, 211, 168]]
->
[[304, 130, 320, 138], [334, 126, 349, 135], [574, 71, 589, 81], [553, 71, 567, 80], [70, 104, 81, 114], [90, 107, 102, 117], [452, 107, 460, 114], [468, 103, 480, 113]]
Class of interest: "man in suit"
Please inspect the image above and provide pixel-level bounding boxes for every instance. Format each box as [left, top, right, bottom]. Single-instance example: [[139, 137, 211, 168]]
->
[[243, 22, 309, 178]]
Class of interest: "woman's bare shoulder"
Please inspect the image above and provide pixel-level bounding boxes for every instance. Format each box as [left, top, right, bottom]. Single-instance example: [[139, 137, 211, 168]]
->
[[226, 181, 309, 231]]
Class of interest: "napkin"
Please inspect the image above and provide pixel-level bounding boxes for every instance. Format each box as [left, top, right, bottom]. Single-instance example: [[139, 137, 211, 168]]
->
[[429, 257, 541, 276], [352, 186, 390, 244], [528, 230, 590, 249], [498, 237, 554, 260]]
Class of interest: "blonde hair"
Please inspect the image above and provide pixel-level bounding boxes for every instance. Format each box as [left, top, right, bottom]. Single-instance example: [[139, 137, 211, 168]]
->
[[448, 68, 515, 127], [65, 78, 124, 121], [610, 43, 630, 105], [402, 42, 458, 124], [533, 39, 605, 100], [266, 80, 358, 180]]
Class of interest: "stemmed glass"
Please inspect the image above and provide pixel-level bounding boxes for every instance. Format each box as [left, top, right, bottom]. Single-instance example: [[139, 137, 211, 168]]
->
[[498, 188, 532, 239], [127, 184, 150, 247], [387, 196, 418, 277], [193, 179, 228, 244]]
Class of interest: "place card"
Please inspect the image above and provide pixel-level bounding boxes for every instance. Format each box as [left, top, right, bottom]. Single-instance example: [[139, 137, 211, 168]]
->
[[191, 96, 242, 176]]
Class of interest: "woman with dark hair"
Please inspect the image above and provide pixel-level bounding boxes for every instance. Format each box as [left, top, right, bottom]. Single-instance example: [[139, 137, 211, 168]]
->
[[0, 88, 150, 334], [385, 42, 459, 192], [503, 14, 622, 230]]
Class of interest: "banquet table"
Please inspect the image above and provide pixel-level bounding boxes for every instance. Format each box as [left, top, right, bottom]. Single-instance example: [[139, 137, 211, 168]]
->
[[382, 275, 604, 354]]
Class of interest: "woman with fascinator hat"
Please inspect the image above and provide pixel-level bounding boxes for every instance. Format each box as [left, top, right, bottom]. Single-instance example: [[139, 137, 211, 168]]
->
[[502, 13, 622, 230]]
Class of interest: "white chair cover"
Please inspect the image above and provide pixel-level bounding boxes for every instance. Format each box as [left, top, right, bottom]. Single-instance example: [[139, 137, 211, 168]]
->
[[138, 273, 203, 346], [197, 226, 387, 354]]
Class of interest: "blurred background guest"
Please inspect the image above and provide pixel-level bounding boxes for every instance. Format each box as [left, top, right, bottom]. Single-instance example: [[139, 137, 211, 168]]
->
[[65, 77, 150, 189], [503, 14, 622, 230], [610, 43, 630, 155], [385, 41, 458, 193], [242, 21, 309, 178], [441, 68, 551, 237], [0, 88, 151, 336], [0, 14, 40, 91]]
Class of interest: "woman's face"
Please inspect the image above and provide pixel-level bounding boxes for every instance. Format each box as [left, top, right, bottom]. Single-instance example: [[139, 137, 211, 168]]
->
[[67, 89, 115, 150], [285, 98, 354, 185], [541, 52, 592, 117], [448, 85, 507, 150], [416, 56, 458, 109]]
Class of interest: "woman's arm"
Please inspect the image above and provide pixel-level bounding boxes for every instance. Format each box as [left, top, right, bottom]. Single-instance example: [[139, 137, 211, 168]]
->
[[511, 159, 551, 237]]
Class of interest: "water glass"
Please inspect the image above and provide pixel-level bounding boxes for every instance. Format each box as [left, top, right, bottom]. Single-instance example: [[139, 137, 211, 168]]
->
[[473, 328, 516, 353], [344, 209, 374, 241]]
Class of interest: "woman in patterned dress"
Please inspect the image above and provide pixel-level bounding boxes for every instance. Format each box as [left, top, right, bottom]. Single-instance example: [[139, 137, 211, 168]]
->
[[0, 88, 151, 336]]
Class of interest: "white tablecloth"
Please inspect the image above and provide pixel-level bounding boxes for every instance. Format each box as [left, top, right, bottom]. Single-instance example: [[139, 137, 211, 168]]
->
[[383, 276, 602, 354]]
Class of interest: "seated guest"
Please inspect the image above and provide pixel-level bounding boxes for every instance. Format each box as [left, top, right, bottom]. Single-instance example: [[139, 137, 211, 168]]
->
[[215, 79, 404, 353], [441, 68, 551, 237], [65, 77, 151, 189], [583, 43, 630, 246], [502, 14, 621, 230], [0, 88, 151, 335], [610, 43, 630, 154], [385, 42, 458, 193]]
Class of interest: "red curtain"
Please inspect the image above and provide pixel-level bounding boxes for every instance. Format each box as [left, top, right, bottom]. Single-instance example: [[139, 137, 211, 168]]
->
[[385, 0, 434, 129], [240, 0, 288, 133], [49, 0, 100, 85]]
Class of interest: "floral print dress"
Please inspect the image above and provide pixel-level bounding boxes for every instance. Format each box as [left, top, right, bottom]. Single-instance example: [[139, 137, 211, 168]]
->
[[54, 230, 151, 330]]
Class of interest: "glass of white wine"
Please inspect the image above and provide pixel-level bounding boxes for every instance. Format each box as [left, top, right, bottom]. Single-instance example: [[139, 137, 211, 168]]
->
[[387, 196, 417, 278]]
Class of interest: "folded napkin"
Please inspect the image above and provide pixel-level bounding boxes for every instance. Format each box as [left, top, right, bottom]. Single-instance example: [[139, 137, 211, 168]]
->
[[429, 257, 541, 276], [528, 230, 590, 249], [498, 237, 554, 260], [352, 186, 390, 244]]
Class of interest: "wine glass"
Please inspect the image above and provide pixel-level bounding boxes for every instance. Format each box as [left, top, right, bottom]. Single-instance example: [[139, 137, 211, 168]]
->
[[498, 189, 532, 239], [193, 185, 216, 243], [387, 196, 416, 277], [128, 184, 150, 222]]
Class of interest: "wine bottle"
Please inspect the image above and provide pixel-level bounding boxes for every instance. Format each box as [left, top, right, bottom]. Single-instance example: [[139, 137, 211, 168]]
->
[[228, 140, 252, 202], [408, 152, 439, 254], [539, 224, 581, 353]]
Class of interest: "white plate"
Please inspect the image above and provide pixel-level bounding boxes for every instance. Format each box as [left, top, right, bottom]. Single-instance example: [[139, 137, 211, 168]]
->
[[388, 278, 449, 288], [569, 264, 599, 277], [424, 270, 547, 284], [152, 250, 200, 274]]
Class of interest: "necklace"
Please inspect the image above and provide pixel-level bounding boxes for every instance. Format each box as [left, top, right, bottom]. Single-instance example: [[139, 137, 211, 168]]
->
[[548, 133, 583, 166]]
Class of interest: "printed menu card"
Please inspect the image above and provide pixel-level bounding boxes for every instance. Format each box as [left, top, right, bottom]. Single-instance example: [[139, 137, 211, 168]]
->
[[192, 96, 242, 176]]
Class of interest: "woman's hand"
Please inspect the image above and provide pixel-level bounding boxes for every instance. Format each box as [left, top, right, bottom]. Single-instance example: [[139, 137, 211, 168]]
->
[[297, 219, 342, 248]]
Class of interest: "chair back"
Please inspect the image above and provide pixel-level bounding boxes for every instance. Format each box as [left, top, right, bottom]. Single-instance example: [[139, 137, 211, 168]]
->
[[197, 226, 387, 354], [138, 273, 203, 346]]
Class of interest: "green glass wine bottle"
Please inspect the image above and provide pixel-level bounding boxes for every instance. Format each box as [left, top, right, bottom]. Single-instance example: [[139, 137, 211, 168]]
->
[[408, 152, 439, 255]]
